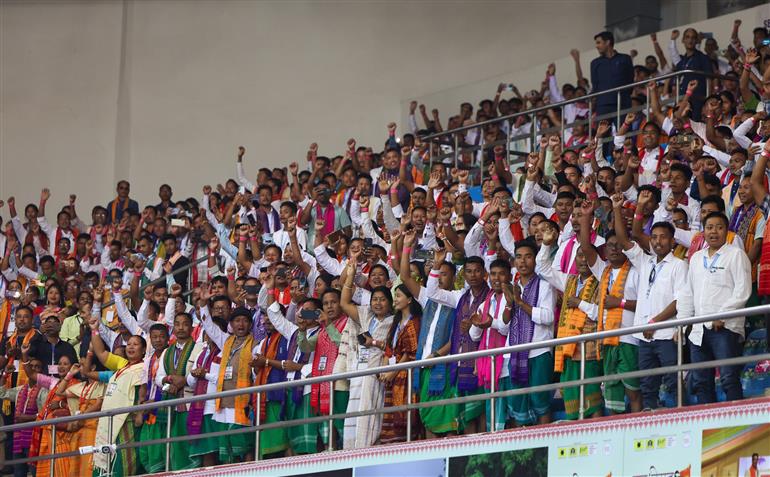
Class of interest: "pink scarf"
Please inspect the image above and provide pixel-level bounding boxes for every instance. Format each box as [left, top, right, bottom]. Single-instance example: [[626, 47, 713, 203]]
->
[[315, 202, 336, 237], [476, 292, 507, 388], [560, 231, 597, 274]]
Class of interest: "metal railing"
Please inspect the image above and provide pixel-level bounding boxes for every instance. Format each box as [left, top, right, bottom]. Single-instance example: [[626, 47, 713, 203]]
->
[[3, 303, 768, 474], [421, 68, 724, 180]]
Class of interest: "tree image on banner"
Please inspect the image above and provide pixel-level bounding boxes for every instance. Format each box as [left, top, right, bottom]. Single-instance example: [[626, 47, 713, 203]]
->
[[449, 447, 548, 477]]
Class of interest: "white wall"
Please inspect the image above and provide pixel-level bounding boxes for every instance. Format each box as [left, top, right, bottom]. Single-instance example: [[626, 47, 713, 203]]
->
[[404, 4, 770, 133], [0, 0, 603, 214]]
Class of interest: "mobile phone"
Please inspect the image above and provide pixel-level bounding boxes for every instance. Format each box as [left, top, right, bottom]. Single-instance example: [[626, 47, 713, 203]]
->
[[276, 268, 288, 279], [170, 218, 185, 227], [504, 83, 514, 92], [246, 215, 257, 226], [414, 249, 432, 261], [435, 237, 445, 249], [357, 332, 372, 346], [260, 266, 269, 273], [363, 238, 373, 249], [299, 309, 321, 321]]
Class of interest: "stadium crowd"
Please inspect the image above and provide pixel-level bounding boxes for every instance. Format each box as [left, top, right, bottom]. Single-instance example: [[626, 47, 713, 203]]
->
[[0, 18, 769, 477]]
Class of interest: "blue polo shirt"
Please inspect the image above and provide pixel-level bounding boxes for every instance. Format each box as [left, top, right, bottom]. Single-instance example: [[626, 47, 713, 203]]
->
[[590, 53, 634, 110], [674, 49, 714, 97]]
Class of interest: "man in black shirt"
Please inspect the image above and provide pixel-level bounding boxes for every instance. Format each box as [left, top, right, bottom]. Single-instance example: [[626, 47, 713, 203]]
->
[[590, 31, 634, 124], [161, 233, 190, 292], [674, 28, 714, 121], [27, 314, 78, 376]]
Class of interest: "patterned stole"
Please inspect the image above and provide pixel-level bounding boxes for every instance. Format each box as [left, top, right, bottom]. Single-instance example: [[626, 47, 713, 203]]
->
[[311, 317, 347, 414], [451, 284, 489, 391], [596, 261, 632, 347], [254, 332, 288, 421], [13, 384, 41, 454], [554, 275, 599, 372], [162, 339, 195, 411], [508, 276, 540, 385], [187, 343, 220, 434], [215, 334, 254, 426]]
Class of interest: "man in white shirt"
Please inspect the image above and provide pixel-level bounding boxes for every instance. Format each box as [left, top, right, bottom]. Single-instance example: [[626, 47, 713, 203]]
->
[[501, 240, 555, 426], [613, 195, 689, 410], [678, 212, 751, 404], [469, 258, 513, 431]]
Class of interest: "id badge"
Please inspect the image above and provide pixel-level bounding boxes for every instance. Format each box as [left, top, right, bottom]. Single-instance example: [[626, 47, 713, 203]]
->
[[224, 366, 233, 380], [358, 346, 370, 364], [105, 310, 114, 324], [106, 382, 118, 397], [388, 356, 396, 366], [48, 365, 58, 375], [318, 356, 327, 372], [6, 319, 15, 335]]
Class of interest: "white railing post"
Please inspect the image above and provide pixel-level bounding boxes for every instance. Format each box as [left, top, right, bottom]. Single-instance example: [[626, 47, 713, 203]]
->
[[677, 326, 684, 408], [490, 356, 496, 432], [328, 380, 335, 452], [579, 341, 586, 420]]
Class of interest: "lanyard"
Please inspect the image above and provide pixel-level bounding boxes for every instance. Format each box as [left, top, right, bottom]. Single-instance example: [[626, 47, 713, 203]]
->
[[702, 253, 720, 273], [647, 260, 666, 298], [576, 277, 587, 295], [607, 272, 615, 294], [114, 362, 135, 381], [367, 315, 379, 336], [392, 317, 411, 349], [79, 381, 97, 409], [173, 345, 182, 368], [227, 341, 245, 363]]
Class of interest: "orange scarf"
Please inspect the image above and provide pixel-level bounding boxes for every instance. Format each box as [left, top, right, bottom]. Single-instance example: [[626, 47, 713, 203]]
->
[[0, 301, 13, 340], [554, 275, 600, 372], [596, 261, 631, 347], [215, 334, 254, 426], [110, 197, 129, 224], [3, 329, 37, 388], [254, 332, 282, 421]]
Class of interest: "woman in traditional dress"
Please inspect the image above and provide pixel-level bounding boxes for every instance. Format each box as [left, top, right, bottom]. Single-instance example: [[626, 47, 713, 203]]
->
[[378, 284, 421, 444], [339, 256, 394, 449], [88, 315, 147, 477], [59, 346, 106, 476], [24, 350, 80, 477]]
